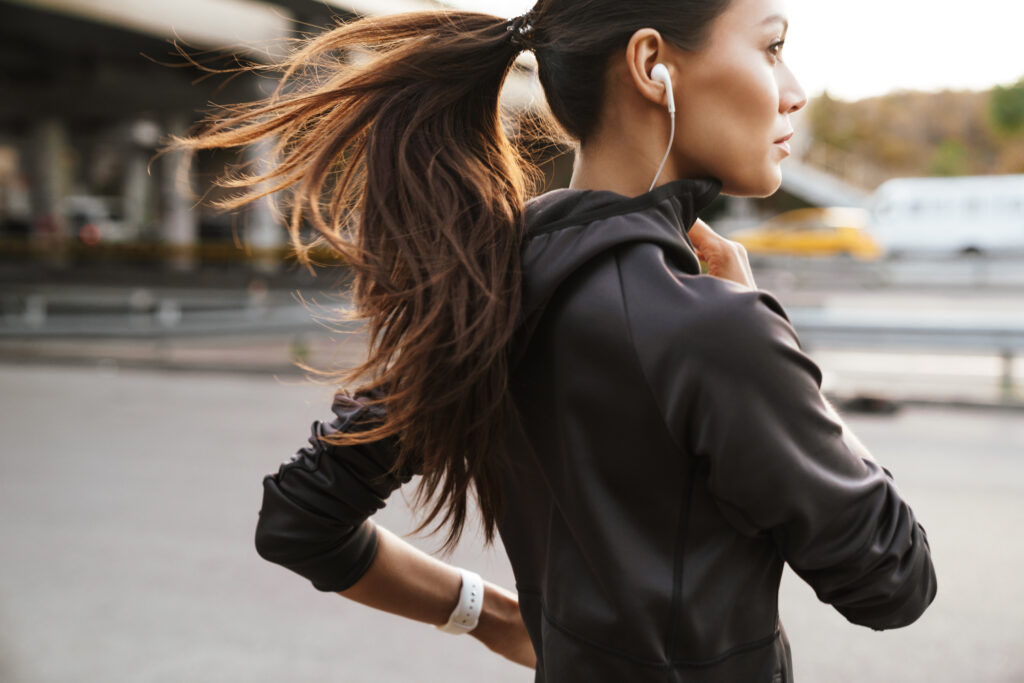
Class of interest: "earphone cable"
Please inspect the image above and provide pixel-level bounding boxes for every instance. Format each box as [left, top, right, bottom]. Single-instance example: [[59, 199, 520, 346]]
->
[[649, 112, 676, 192]]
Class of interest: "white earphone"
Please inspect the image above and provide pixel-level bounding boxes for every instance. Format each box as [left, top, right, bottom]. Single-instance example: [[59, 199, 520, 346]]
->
[[651, 63, 675, 114], [648, 63, 676, 191]]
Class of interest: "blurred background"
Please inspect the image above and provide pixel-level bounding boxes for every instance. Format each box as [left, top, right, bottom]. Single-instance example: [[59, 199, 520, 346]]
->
[[1, 0, 1021, 681]]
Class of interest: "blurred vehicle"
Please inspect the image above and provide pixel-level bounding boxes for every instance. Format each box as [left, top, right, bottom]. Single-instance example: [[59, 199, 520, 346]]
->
[[869, 174, 1024, 257], [63, 195, 130, 244], [730, 207, 882, 260]]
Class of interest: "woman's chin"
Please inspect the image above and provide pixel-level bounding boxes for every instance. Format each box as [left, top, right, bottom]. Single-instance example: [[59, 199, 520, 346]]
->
[[720, 170, 782, 198]]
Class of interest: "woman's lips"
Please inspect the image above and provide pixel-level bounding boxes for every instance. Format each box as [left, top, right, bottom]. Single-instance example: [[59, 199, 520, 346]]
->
[[774, 132, 793, 154]]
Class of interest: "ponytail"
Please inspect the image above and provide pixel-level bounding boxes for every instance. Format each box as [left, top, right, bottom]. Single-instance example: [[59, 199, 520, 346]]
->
[[165, 10, 547, 551]]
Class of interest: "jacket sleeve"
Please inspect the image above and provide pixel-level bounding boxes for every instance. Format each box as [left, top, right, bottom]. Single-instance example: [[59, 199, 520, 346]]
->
[[665, 283, 937, 630], [254, 392, 417, 592]]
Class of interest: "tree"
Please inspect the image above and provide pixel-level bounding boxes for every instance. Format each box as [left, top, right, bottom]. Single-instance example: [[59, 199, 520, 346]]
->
[[988, 77, 1024, 138], [928, 140, 969, 176]]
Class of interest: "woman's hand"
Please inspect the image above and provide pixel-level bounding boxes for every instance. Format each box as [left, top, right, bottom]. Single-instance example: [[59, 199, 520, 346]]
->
[[336, 524, 536, 669], [688, 219, 757, 290], [470, 582, 537, 669]]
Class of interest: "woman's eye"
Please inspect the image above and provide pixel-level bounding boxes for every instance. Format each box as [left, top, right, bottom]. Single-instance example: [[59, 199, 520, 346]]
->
[[768, 40, 785, 59]]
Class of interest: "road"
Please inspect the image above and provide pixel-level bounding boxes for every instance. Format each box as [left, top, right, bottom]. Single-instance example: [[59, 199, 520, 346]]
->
[[0, 364, 1022, 682]]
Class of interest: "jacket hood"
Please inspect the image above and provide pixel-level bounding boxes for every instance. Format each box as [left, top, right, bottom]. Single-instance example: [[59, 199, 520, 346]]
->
[[514, 177, 722, 363]]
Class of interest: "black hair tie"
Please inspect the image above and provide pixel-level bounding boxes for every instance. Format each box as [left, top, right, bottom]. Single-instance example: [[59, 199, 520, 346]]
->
[[506, 10, 537, 50]]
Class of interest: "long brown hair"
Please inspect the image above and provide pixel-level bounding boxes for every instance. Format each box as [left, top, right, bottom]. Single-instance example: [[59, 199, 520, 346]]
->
[[162, 1, 731, 552]]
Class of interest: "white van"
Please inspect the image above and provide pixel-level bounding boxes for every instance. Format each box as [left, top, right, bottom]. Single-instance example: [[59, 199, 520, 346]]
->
[[868, 174, 1024, 257]]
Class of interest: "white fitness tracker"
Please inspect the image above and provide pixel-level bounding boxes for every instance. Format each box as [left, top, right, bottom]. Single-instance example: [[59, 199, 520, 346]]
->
[[436, 568, 484, 635]]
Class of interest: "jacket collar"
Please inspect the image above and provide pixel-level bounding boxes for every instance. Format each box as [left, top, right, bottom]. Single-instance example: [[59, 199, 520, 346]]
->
[[524, 177, 722, 240], [512, 177, 723, 367]]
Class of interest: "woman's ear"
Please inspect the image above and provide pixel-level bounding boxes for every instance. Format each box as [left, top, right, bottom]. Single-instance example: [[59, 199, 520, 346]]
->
[[624, 28, 674, 111]]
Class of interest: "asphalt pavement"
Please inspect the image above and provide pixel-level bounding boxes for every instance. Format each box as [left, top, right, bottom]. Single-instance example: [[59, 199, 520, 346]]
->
[[1, 364, 1022, 682]]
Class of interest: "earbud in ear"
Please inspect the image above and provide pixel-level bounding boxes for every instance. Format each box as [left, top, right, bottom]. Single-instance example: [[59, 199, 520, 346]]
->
[[650, 63, 676, 114], [647, 63, 677, 192]]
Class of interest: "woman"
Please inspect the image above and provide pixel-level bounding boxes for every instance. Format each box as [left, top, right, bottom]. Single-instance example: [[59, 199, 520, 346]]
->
[[169, 0, 937, 680]]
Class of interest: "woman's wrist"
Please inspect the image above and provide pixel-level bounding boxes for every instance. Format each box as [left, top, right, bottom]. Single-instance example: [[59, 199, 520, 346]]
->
[[335, 526, 535, 668], [469, 581, 537, 668], [469, 581, 521, 644]]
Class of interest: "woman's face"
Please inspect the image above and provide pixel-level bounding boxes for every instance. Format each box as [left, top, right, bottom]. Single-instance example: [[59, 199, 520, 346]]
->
[[671, 0, 806, 197]]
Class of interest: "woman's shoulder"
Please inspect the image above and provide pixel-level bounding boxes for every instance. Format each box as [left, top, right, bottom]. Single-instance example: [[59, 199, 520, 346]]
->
[[614, 238, 797, 355], [610, 240, 825, 409]]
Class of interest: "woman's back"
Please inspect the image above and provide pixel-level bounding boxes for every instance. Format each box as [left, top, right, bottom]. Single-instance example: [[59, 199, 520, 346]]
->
[[501, 178, 935, 681]]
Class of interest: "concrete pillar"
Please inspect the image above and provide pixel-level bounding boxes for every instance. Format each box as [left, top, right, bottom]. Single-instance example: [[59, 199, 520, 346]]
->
[[28, 118, 70, 256], [244, 137, 284, 274], [0, 143, 32, 236], [123, 152, 151, 242], [124, 119, 161, 242], [160, 114, 200, 270]]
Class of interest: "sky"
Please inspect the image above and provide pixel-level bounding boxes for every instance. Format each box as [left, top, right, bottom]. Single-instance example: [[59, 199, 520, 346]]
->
[[440, 0, 1024, 102]]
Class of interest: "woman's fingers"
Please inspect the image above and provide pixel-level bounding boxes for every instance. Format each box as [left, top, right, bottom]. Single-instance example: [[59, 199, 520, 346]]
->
[[688, 219, 757, 289]]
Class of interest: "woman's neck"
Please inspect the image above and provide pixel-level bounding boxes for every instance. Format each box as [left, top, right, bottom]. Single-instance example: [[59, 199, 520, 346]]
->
[[568, 121, 686, 198]]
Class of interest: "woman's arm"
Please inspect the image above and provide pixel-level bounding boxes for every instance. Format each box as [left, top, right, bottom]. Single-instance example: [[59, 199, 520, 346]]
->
[[670, 218, 936, 629], [255, 395, 535, 668], [338, 523, 536, 668], [689, 217, 879, 468]]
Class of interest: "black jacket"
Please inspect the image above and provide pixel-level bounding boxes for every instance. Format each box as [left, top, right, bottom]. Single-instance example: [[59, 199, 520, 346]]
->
[[255, 178, 937, 682]]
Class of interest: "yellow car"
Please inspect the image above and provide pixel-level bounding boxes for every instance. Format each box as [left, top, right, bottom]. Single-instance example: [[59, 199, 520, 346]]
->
[[729, 207, 882, 260]]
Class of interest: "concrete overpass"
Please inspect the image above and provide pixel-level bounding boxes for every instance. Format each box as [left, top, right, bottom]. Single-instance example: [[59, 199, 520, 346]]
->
[[0, 0, 545, 265], [3, 0, 446, 52], [0, 0, 865, 263]]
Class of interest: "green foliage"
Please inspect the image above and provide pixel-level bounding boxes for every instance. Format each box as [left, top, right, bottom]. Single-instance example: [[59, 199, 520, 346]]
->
[[928, 140, 969, 176], [807, 91, 839, 145], [804, 79, 1024, 183], [806, 90, 864, 151], [988, 77, 1024, 137]]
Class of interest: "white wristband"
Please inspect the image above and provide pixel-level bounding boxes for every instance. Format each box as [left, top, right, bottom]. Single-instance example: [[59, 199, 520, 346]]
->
[[436, 568, 484, 635]]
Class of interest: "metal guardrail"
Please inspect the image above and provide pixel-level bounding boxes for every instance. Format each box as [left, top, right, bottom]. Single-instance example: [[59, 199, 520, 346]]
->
[[789, 310, 1024, 350], [789, 310, 1024, 401], [0, 272, 1020, 401], [750, 254, 1024, 290], [0, 300, 348, 339], [2, 294, 1021, 399]]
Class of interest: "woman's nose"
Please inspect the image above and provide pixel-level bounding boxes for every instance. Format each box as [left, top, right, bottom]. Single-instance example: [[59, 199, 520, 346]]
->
[[780, 64, 807, 114]]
